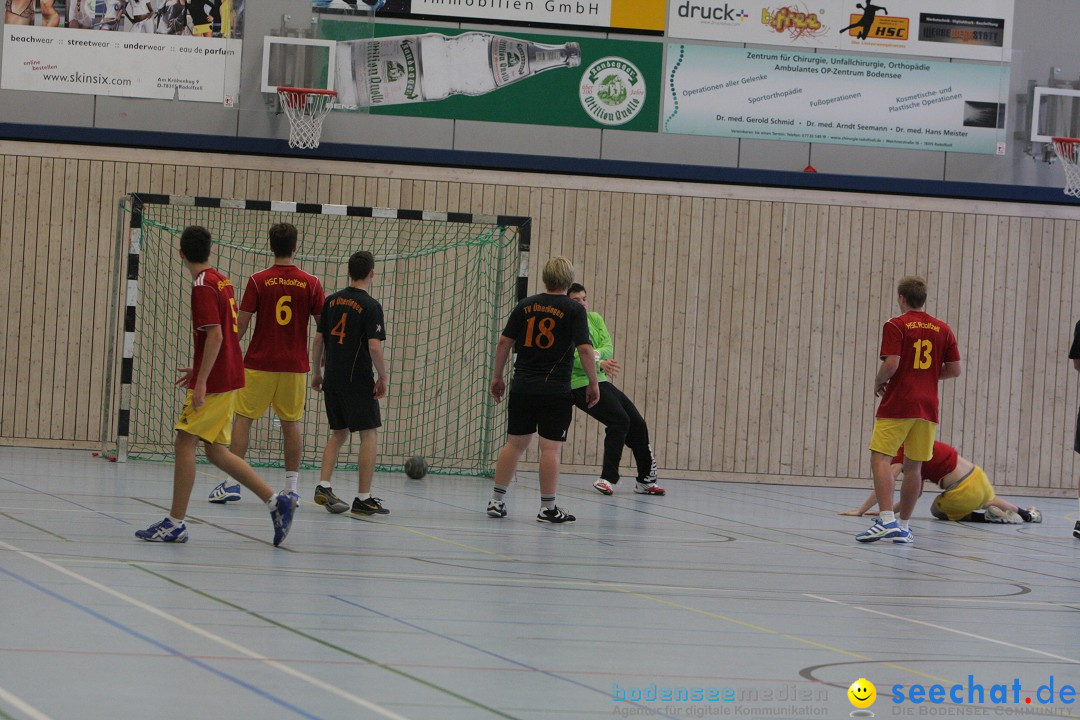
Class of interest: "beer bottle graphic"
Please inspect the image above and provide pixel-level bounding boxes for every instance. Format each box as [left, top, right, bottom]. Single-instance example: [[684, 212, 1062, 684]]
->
[[335, 32, 582, 107]]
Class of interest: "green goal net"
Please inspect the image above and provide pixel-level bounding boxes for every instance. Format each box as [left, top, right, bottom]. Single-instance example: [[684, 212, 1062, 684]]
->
[[120, 196, 526, 477]]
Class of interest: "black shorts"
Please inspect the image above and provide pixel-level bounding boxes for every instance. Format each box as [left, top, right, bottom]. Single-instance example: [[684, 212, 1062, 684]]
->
[[506, 391, 572, 441], [324, 389, 381, 432], [1075, 406, 1080, 453]]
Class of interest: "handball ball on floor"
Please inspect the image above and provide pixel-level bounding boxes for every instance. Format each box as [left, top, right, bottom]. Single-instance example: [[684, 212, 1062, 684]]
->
[[404, 456, 428, 479]]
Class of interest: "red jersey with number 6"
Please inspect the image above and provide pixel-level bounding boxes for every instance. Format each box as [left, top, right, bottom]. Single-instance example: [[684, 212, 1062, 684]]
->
[[239, 264, 325, 373], [876, 310, 960, 423], [190, 268, 245, 394]]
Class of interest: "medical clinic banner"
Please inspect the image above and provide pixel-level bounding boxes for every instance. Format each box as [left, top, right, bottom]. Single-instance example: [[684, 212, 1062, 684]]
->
[[314, 0, 665, 34], [663, 45, 1010, 154], [667, 0, 1013, 62], [2, 0, 242, 102], [320, 20, 662, 131]]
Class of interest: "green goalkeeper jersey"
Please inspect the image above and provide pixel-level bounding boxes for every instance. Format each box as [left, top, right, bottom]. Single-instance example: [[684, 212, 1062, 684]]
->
[[570, 311, 613, 390]]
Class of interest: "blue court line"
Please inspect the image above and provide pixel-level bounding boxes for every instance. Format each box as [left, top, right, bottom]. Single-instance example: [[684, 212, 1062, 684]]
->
[[0, 563, 324, 720], [0, 473, 132, 525], [329, 594, 678, 719]]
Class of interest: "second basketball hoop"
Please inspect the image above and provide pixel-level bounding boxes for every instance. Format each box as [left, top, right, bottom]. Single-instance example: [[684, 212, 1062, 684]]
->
[[278, 87, 337, 149]]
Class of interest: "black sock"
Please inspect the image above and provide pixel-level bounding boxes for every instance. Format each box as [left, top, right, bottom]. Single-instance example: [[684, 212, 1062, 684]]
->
[[1015, 508, 1032, 522]]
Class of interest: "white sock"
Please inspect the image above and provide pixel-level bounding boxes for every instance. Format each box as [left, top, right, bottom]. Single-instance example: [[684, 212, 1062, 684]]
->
[[899, 519, 910, 531], [285, 471, 299, 492], [355, 492, 371, 501], [265, 497, 277, 508], [168, 515, 184, 526], [879, 511, 896, 524], [319, 480, 333, 489]]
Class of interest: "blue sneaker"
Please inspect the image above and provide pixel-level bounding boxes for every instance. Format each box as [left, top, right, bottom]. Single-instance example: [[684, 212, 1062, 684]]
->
[[208, 481, 241, 504], [893, 528, 914, 544], [270, 493, 296, 547], [855, 519, 902, 543], [135, 517, 189, 543]]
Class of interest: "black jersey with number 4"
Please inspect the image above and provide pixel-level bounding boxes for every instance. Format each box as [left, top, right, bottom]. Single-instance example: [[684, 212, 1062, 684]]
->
[[502, 292, 591, 395], [317, 287, 386, 392]]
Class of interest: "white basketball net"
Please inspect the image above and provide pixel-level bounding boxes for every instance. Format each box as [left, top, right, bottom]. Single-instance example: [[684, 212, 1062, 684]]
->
[[1052, 138, 1080, 198], [278, 88, 336, 149]]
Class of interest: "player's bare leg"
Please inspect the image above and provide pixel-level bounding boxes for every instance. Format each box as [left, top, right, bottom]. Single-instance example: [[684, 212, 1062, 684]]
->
[[170, 430, 201, 520], [897, 457, 923, 521], [487, 434, 531, 517], [536, 437, 574, 522], [355, 428, 377, 494], [320, 429, 350, 485], [229, 414, 255, 459], [870, 451, 897, 513], [282, 420, 302, 474]]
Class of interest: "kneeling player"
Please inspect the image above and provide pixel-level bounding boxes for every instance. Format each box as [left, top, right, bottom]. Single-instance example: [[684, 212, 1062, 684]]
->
[[839, 440, 1042, 524]]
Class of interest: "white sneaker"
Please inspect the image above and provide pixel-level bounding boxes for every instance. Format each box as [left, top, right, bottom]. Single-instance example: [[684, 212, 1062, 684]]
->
[[593, 479, 614, 495]]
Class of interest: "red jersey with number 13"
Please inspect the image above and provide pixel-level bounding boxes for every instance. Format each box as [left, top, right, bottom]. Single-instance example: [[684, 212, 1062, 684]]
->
[[239, 265, 325, 373], [876, 310, 960, 423], [190, 268, 245, 394]]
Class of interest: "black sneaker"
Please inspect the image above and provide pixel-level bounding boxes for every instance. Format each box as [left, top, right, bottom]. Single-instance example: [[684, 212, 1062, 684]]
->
[[313, 485, 349, 514], [352, 496, 390, 515], [536, 506, 576, 523], [486, 499, 507, 517], [1073, 520, 1080, 540]]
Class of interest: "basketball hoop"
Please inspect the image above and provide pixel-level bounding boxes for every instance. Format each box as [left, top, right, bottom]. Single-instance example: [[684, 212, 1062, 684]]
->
[[278, 87, 337, 149], [1051, 137, 1080, 198]]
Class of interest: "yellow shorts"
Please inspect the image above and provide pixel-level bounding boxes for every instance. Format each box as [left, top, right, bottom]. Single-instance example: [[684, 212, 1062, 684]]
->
[[869, 418, 937, 461], [234, 369, 306, 422], [175, 390, 237, 445], [931, 466, 996, 521]]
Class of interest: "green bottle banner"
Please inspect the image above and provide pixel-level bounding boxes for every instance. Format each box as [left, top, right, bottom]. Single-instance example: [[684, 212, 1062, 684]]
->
[[320, 20, 661, 132]]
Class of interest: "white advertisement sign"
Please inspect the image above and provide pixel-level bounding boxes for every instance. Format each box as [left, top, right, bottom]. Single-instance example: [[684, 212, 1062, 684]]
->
[[408, 0, 613, 27], [663, 44, 1010, 155], [2, 26, 241, 102], [667, 0, 1014, 62]]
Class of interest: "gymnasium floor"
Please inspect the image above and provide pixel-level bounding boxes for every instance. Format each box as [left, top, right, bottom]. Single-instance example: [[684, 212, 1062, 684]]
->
[[0, 446, 1077, 720]]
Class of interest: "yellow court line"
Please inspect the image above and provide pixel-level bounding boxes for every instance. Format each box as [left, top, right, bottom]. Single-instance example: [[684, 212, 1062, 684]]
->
[[363, 517, 520, 562], [597, 582, 951, 684]]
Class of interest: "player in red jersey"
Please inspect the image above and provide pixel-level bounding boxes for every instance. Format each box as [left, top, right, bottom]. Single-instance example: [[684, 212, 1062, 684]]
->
[[208, 223, 326, 506], [839, 441, 1042, 523], [856, 276, 962, 544], [136, 226, 296, 546]]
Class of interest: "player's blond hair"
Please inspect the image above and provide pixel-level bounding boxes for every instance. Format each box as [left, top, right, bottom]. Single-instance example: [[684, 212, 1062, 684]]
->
[[542, 256, 575, 292], [897, 276, 927, 309]]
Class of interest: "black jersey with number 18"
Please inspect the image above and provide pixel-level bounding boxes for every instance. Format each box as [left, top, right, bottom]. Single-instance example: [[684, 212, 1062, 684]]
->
[[501, 292, 591, 395], [317, 287, 386, 392]]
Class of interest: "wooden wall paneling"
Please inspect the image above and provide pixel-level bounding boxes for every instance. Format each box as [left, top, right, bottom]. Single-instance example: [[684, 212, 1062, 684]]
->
[[809, 204, 833, 476], [820, 204, 844, 479], [620, 194, 645, 465], [740, 200, 763, 473], [669, 196, 693, 470], [954, 214, 976, 452], [787, 204, 810, 476], [721, 201, 744, 472], [1016, 218, 1039, 483], [76, 161, 104, 443], [6, 156, 31, 436], [49, 159, 78, 440], [836, 205, 860, 478], [778, 204, 802, 476], [1036, 219, 1059, 487], [644, 195, 669, 466], [1002, 217, 1023, 482], [761, 201, 783, 474], [38, 155, 63, 438], [22, 157, 47, 437], [984, 216, 1008, 480], [685, 196, 707, 470], [1045, 219, 1066, 488], [0, 157, 15, 433], [971, 215, 994, 465], [67, 160, 91, 441], [700, 199, 725, 472]]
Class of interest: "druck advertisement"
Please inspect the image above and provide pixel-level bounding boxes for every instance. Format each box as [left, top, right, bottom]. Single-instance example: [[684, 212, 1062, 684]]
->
[[667, 0, 1014, 62], [2, 0, 242, 102], [663, 44, 1010, 154], [320, 20, 661, 131]]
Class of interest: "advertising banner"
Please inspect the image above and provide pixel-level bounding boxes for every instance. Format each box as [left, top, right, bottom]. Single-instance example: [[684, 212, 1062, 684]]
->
[[320, 20, 661, 131], [313, 0, 665, 35], [666, 0, 1013, 62], [1, 0, 242, 102], [663, 44, 1010, 154]]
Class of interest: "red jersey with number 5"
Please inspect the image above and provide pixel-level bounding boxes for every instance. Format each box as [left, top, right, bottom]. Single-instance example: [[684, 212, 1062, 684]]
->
[[239, 265, 325, 373], [876, 310, 960, 423], [190, 267, 245, 394]]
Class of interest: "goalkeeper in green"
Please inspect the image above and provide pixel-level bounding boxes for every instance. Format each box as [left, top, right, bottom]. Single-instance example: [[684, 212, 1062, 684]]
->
[[568, 283, 666, 496]]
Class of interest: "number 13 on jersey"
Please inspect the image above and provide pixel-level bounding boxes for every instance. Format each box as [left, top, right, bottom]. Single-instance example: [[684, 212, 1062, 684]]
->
[[913, 339, 933, 369]]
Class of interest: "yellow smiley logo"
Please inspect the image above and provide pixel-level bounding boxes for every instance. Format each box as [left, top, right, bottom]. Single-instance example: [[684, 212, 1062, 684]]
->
[[848, 678, 877, 708]]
